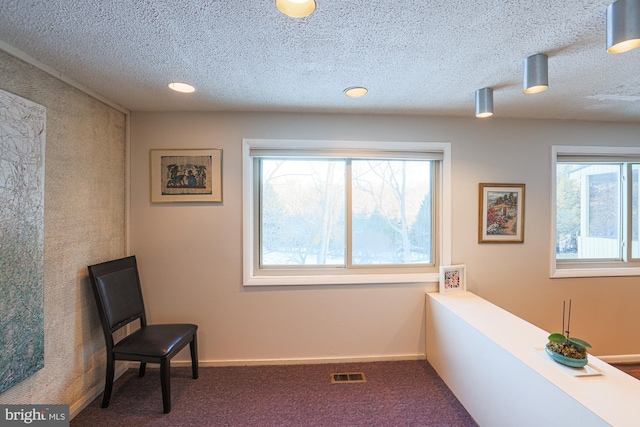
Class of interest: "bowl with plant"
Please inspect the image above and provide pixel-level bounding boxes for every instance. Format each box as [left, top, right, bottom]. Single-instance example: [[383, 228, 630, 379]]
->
[[545, 299, 592, 368]]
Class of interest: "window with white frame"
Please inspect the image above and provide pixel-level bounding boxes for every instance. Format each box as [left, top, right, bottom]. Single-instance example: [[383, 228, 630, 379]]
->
[[243, 139, 451, 286], [552, 146, 640, 278]]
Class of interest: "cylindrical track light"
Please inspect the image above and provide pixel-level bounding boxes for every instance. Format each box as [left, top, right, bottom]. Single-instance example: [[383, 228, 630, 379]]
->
[[607, 0, 640, 53], [523, 53, 548, 94], [475, 88, 493, 118]]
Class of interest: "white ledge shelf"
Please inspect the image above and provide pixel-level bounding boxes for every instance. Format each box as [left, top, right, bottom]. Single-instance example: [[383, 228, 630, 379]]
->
[[426, 291, 640, 427]]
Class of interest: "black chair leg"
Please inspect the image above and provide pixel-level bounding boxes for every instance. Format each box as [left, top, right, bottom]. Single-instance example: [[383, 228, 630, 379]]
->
[[139, 362, 146, 377], [160, 359, 171, 414], [190, 334, 199, 379], [102, 355, 115, 408]]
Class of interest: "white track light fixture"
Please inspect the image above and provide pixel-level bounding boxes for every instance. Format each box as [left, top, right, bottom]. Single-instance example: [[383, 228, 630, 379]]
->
[[475, 88, 494, 118], [607, 0, 640, 53], [523, 53, 548, 94]]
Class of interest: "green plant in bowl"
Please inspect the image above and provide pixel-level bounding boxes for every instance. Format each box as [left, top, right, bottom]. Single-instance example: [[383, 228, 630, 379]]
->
[[546, 300, 592, 368]]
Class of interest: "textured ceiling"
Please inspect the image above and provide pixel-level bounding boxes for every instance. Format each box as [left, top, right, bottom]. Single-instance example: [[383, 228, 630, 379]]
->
[[1, 0, 639, 121]]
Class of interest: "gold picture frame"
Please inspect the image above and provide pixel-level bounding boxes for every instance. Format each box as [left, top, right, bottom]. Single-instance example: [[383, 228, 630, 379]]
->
[[150, 149, 222, 203], [478, 183, 525, 243]]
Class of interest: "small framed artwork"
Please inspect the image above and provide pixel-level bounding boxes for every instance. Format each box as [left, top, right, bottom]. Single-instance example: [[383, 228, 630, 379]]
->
[[150, 149, 222, 203], [439, 265, 466, 294], [478, 183, 525, 243]]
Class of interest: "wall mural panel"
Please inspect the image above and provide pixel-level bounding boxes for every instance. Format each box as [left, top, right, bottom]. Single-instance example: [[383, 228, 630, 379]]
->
[[0, 88, 46, 394]]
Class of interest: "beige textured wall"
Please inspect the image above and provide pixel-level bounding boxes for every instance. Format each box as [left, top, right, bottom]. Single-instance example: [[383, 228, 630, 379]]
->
[[0, 50, 126, 408], [130, 112, 640, 364]]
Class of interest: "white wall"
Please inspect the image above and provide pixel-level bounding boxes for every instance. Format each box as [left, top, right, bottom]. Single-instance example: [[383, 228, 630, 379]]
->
[[130, 111, 640, 363]]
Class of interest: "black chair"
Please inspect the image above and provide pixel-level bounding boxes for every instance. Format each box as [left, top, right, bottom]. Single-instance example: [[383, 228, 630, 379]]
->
[[87, 255, 198, 413]]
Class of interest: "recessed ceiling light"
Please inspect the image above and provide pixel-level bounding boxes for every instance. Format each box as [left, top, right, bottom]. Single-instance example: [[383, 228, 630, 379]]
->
[[344, 87, 368, 98], [276, 0, 316, 18], [168, 82, 195, 93]]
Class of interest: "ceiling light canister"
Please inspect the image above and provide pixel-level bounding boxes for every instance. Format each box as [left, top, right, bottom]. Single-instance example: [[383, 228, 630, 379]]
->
[[344, 87, 368, 98], [607, 0, 640, 53], [523, 53, 548, 94], [475, 88, 493, 118], [168, 82, 195, 93], [276, 0, 316, 18]]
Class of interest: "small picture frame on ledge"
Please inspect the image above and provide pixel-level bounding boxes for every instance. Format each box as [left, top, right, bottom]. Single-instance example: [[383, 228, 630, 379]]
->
[[439, 265, 466, 295]]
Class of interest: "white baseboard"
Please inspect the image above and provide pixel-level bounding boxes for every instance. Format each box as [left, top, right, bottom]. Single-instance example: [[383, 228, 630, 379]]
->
[[597, 354, 640, 364], [168, 353, 426, 368], [69, 363, 130, 419]]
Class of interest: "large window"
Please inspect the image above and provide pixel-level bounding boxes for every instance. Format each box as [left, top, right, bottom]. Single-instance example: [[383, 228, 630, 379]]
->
[[243, 140, 451, 286], [552, 146, 640, 278]]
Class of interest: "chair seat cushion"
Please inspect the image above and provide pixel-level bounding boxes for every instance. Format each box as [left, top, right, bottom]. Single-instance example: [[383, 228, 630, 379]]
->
[[113, 324, 197, 358]]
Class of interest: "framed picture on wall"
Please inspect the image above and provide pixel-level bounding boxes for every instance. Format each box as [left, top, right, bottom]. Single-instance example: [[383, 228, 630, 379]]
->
[[150, 149, 223, 203], [478, 183, 525, 243], [439, 265, 466, 294]]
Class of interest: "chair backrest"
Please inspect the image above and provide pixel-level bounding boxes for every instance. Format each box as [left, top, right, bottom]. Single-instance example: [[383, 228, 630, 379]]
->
[[88, 256, 147, 335]]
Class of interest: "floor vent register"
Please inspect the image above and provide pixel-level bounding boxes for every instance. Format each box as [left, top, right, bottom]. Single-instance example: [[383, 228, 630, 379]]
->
[[330, 372, 367, 383]]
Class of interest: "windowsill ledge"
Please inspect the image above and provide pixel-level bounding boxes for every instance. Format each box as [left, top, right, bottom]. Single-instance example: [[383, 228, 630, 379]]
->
[[244, 272, 440, 287], [551, 266, 640, 278]]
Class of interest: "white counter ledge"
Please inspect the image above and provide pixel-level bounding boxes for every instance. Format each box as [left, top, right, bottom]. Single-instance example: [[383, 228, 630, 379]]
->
[[426, 291, 640, 427]]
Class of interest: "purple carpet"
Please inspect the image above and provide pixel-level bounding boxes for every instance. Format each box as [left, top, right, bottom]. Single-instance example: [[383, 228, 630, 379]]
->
[[71, 360, 477, 426]]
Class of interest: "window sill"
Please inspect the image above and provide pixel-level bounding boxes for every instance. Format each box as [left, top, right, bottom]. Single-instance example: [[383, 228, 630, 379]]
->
[[244, 272, 440, 287], [551, 266, 640, 279]]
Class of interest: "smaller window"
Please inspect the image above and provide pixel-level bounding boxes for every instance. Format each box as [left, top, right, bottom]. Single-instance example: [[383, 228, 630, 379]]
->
[[556, 163, 621, 260], [551, 146, 640, 278]]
